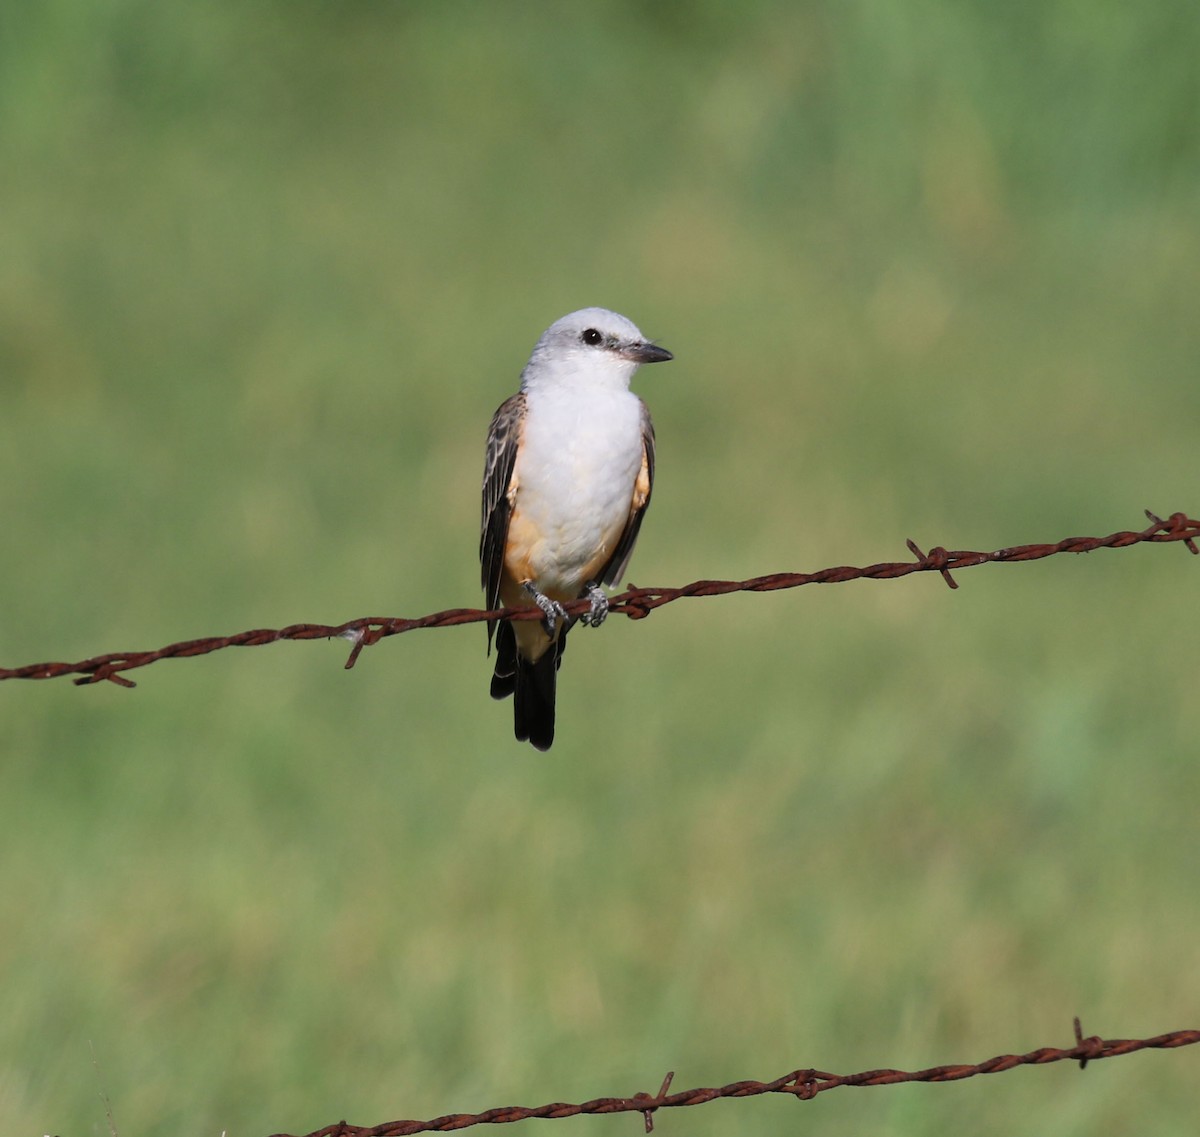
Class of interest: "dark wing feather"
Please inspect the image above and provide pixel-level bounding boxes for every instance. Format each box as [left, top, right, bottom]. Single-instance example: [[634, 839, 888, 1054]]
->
[[598, 400, 655, 588], [481, 392, 524, 651]]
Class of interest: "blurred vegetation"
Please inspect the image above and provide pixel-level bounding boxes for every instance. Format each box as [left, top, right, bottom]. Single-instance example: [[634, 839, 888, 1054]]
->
[[1, 2, 1197, 1134]]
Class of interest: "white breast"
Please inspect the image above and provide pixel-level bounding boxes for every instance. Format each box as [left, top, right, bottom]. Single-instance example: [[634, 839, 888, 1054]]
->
[[514, 385, 645, 594]]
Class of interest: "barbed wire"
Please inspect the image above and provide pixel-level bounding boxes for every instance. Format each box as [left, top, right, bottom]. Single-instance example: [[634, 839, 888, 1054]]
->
[[273, 1020, 1199, 1137], [3, 509, 1195, 689]]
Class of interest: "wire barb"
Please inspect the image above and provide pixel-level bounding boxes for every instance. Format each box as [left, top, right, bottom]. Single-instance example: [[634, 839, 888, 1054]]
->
[[1074, 1016, 1103, 1070], [632, 1071, 674, 1133], [906, 538, 959, 589], [3, 510, 1196, 687], [1145, 509, 1199, 555]]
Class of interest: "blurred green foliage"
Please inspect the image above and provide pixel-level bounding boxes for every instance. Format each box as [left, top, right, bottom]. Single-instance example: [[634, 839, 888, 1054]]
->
[[1, 3, 1197, 1134]]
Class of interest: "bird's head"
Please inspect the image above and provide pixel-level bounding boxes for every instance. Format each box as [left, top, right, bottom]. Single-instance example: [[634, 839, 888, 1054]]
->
[[521, 307, 673, 391]]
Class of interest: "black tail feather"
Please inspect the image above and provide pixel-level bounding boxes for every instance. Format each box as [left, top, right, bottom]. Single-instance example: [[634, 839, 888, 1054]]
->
[[513, 650, 556, 751], [490, 621, 518, 700], [490, 623, 568, 751]]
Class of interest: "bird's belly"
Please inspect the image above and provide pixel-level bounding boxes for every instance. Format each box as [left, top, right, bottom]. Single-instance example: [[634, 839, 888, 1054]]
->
[[506, 394, 643, 598], [507, 488, 630, 596]]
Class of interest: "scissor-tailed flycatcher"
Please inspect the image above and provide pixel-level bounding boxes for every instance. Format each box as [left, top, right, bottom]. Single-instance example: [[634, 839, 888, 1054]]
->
[[481, 308, 673, 751]]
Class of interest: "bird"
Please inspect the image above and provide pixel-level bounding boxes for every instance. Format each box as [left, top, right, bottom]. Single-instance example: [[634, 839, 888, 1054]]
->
[[480, 308, 673, 751]]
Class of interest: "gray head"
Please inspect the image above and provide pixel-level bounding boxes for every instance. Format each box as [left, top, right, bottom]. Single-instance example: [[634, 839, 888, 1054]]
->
[[520, 307, 672, 392]]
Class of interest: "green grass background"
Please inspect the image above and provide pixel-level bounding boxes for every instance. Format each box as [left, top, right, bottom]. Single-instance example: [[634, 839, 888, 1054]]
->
[[1, 2, 1198, 1134]]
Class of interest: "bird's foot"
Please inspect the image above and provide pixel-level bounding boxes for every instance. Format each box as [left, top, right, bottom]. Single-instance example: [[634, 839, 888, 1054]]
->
[[580, 582, 609, 628], [523, 582, 569, 637]]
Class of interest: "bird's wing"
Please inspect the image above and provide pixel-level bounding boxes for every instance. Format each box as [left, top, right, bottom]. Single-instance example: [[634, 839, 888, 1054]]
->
[[481, 392, 525, 650], [599, 400, 655, 589]]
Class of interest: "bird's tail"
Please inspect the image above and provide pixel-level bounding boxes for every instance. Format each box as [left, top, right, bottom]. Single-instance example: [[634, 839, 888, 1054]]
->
[[490, 621, 568, 752]]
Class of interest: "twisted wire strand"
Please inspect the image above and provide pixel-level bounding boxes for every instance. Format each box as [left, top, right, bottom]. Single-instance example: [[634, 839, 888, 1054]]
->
[[273, 1022, 1200, 1136], [3, 510, 1195, 688]]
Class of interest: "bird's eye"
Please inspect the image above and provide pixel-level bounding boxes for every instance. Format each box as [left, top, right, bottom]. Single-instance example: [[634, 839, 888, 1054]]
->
[[581, 328, 603, 346]]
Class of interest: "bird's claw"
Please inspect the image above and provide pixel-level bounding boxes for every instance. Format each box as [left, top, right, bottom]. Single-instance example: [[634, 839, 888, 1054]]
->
[[523, 582, 569, 637], [580, 583, 609, 628]]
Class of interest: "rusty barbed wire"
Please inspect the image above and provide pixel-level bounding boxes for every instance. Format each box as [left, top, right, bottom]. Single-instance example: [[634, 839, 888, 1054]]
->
[[2, 509, 1195, 689], [272, 1020, 1199, 1137]]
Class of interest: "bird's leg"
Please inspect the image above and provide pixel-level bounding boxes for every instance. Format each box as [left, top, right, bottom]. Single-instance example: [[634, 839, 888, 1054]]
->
[[580, 582, 609, 628], [523, 581, 569, 637]]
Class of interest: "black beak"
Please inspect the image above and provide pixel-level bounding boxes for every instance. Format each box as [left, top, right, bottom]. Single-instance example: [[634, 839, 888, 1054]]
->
[[620, 341, 673, 365]]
